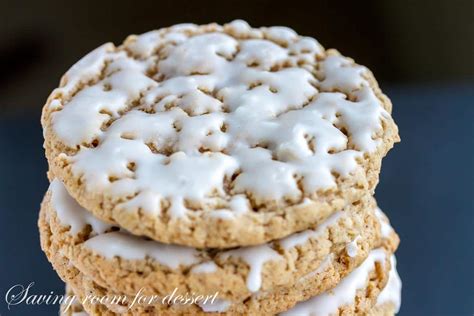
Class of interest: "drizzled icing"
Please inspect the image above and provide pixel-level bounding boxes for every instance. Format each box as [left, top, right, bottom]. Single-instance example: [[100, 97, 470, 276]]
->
[[206, 195, 249, 219], [197, 298, 231, 313], [376, 255, 402, 312], [64, 256, 400, 315], [84, 232, 200, 269], [374, 207, 393, 238], [190, 261, 218, 274], [50, 179, 112, 235], [48, 180, 355, 293], [280, 248, 387, 316], [51, 180, 200, 269], [219, 244, 283, 293], [345, 235, 361, 258], [48, 19, 391, 217]]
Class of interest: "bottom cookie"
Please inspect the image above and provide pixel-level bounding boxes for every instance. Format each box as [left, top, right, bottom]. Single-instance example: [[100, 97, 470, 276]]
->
[[43, 215, 393, 315], [58, 248, 400, 315], [40, 190, 400, 314], [40, 189, 400, 315]]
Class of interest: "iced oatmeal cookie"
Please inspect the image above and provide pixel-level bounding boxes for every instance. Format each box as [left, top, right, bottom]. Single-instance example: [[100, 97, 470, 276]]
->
[[42, 20, 399, 248]]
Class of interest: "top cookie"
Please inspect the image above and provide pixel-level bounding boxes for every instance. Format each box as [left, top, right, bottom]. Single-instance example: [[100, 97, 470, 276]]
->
[[42, 20, 399, 248]]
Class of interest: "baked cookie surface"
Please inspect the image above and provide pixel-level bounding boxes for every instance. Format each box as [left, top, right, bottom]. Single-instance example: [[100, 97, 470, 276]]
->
[[42, 179, 382, 302], [48, 223, 396, 315], [57, 251, 399, 316], [42, 20, 399, 248], [55, 251, 391, 315]]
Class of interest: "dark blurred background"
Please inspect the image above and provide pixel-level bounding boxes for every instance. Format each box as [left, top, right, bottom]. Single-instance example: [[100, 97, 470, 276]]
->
[[1, 0, 473, 117], [0, 0, 473, 315]]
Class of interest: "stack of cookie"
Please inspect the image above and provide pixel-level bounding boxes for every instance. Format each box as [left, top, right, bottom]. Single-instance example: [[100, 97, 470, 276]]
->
[[39, 20, 401, 315]]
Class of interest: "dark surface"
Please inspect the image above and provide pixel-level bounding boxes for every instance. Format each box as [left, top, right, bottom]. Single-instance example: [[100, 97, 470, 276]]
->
[[0, 83, 473, 315], [2, 0, 473, 116]]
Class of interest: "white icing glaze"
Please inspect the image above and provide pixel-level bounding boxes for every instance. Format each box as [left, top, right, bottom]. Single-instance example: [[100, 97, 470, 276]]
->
[[263, 26, 298, 45], [229, 195, 249, 214], [49, 20, 390, 217], [219, 244, 282, 293], [280, 211, 344, 249], [374, 207, 393, 238], [50, 179, 112, 235], [345, 235, 361, 258], [190, 261, 218, 274], [280, 248, 387, 316], [206, 194, 250, 219], [50, 180, 200, 269], [84, 231, 200, 269], [319, 55, 366, 93], [52, 51, 157, 147], [126, 30, 161, 58], [197, 298, 231, 313], [54, 43, 115, 99], [224, 20, 263, 38], [376, 255, 401, 313]]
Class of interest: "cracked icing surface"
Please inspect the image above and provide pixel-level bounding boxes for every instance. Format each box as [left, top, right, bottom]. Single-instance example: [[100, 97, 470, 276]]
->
[[42, 179, 384, 302], [42, 20, 399, 247]]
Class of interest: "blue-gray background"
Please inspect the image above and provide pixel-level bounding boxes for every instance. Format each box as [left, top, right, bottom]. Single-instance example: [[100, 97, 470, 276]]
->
[[1, 0, 473, 315]]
